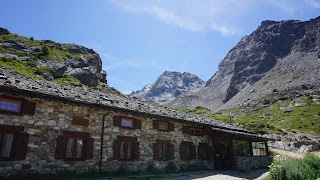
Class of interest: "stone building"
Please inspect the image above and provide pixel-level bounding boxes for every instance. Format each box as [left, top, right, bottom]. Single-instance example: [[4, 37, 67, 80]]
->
[[0, 70, 272, 176]]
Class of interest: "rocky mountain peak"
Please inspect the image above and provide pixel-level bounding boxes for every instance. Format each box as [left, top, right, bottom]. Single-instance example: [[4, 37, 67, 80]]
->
[[169, 16, 320, 111], [131, 71, 205, 103]]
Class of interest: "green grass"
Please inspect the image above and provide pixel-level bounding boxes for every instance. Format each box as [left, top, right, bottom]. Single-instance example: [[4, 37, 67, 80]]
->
[[164, 92, 320, 135], [269, 154, 320, 180], [50, 74, 82, 86], [0, 57, 43, 79], [212, 97, 320, 135]]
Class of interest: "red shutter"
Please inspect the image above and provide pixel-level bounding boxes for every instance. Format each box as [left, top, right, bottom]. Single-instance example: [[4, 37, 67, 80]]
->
[[22, 101, 36, 115], [113, 116, 121, 127], [180, 144, 186, 160], [168, 122, 174, 131], [167, 144, 174, 160], [203, 128, 212, 135], [153, 143, 159, 160], [14, 133, 29, 160], [182, 126, 189, 134], [55, 136, 67, 159], [113, 140, 121, 160], [153, 120, 159, 129], [134, 119, 141, 129], [133, 141, 140, 160], [85, 138, 94, 159], [192, 145, 197, 160]]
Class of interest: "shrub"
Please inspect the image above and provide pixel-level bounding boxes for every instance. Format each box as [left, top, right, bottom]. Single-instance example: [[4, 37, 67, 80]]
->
[[269, 154, 320, 180]]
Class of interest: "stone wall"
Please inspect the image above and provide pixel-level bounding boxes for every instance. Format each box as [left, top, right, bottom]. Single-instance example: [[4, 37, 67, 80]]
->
[[0, 92, 209, 176], [234, 156, 272, 171]]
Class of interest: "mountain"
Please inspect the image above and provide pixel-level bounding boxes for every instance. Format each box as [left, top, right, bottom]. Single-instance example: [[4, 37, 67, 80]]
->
[[169, 16, 320, 112], [130, 71, 205, 103], [0, 28, 107, 88]]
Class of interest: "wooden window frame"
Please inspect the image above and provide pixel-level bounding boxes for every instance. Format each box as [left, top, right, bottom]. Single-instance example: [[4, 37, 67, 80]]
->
[[113, 116, 141, 130], [189, 127, 202, 136], [0, 97, 22, 115], [55, 131, 93, 161], [252, 142, 267, 156], [113, 136, 139, 161], [153, 120, 174, 132], [0, 125, 29, 161], [158, 122, 168, 131], [0, 96, 36, 116], [153, 139, 174, 161]]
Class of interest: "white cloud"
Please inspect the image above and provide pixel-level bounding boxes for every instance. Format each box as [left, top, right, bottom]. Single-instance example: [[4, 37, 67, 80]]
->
[[305, 0, 320, 8], [266, 0, 296, 14], [108, 0, 242, 36]]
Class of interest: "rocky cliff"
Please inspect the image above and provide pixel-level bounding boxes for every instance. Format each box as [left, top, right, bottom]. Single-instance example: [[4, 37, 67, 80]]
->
[[169, 16, 320, 111], [0, 28, 107, 87], [130, 71, 205, 103]]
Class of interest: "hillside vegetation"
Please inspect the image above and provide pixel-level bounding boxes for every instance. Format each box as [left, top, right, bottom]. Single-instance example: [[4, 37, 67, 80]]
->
[[0, 29, 121, 95], [167, 91, 320, 135]]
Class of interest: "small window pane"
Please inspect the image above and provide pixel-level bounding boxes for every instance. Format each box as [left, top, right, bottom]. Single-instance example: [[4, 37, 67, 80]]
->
[[190, 128, 196, 134], [121, 119, 133, 128], [252, 142, 267, 156], [0, 99, 21, 113], [75, 139, 83, 158], [66, 139, 74, 158], [1, 134, 14, 157], [159, 122, 168, 130]]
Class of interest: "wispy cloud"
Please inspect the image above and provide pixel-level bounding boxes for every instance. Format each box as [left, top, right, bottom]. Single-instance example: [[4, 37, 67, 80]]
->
[[266, 0, 296, 14], [305, 0, 320, 8], [83, 42, 169, 71], [108, 0, 241, 36]]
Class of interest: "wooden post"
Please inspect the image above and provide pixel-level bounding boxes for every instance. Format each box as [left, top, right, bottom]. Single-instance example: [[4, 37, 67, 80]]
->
[[265, 141, 269, 156], [249, 141, 253, 156]]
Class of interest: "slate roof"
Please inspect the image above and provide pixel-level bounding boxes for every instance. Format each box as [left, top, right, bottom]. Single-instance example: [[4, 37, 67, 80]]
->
[[0, 69, 268, 140]]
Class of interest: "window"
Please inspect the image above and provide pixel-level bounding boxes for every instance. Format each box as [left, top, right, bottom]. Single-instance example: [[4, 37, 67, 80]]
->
[[66, 138, 84, 159], [198, 143, 209, 160], [0, 98, 21, 113], [113, 116, 141, 130], [120, 141, 132, 159], [182, 126, 203, 136], [0, 96, 36, 116], [153, 140, 174, 161], [55, 131, 94, 161], [0, 125, 29, 161], [121, 118, 134, 128], [252, 142, 267, 156], [232, 140, 251, 156], [153, 120, 174, 132], [159, 122, 168, 130], [113, 136, 139, 161], [180, 141, 196, 160]]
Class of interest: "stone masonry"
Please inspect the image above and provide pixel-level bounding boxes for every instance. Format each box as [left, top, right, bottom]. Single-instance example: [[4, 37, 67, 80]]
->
[[0, 92, 209, 175]]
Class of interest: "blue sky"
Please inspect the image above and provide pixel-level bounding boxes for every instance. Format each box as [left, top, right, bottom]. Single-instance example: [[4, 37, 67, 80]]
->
[[1, 0, 319, 94]]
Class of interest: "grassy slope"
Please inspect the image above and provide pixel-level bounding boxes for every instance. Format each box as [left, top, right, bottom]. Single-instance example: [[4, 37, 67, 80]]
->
[[0, 34, 122, 94], [168, 95, 320, 135]]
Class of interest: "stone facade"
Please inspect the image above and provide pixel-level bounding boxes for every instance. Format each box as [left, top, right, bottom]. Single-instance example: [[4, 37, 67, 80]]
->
[[234, 156, 272, 171], [0, 92, 210, 176]]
